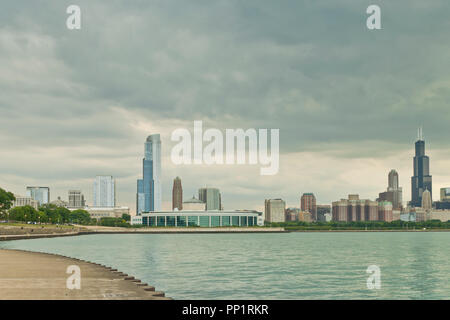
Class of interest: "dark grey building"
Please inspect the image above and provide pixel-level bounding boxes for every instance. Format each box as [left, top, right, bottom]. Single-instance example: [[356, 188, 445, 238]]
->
[[411, 128, 432, 207]]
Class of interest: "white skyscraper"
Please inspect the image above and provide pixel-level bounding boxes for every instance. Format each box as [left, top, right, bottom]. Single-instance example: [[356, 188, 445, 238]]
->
[[93, 175, 116, 207]]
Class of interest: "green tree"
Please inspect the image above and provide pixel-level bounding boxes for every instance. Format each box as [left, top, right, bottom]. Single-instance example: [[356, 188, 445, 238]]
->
[[121, 213, 131, 222], [0, 187, 15, 219], [9, 205, 40, 222], [38, 204, 71, 224], [69, 209, 91, 225]]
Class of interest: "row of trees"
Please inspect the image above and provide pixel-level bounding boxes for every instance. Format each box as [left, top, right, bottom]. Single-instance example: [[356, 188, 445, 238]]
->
[[270, 219, 450, 230], [1, 187, 131, 227], [8, 204, 92, 224]]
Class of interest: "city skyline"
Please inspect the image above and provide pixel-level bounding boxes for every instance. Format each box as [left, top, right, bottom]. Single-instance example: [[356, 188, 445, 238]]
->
[[1, 1, 450, 213], [5, 128, 450, 214]]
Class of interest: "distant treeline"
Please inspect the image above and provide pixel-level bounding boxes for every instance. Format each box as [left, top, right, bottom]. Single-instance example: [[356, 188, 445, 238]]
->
[[1, 186, 131, 227], [269, 220, 450, 230], [5, 204, 132, 227]]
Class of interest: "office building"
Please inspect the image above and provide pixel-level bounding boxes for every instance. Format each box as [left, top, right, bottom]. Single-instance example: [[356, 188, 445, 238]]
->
[[26, 187, 50, 205], [137, 134, 161, 214], [172, 177, 183, 211], [378, 169, 403, 210], [68, 190, 85, 208], [378, 201, 393, 222], [198, 188, 221, 210], [264, 199, 286, 223], [300, 193, 317, 221], [411, 127, 432, 207], [332, 194, 383, 222], [93, 176, 115, 207]]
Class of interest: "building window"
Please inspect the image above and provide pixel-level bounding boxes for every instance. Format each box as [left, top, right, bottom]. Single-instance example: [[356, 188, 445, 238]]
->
[[232, 216, 239, 226], [149, 216, 156, 227], [240, 216, 247, 227], [199, 215, 210, 227], [143, 217, 148, 226], [248, 216, 254, 226], [167, 216, 176, 227], [188, 216, 199, 227], [157, 216, 166, 227], [177, 216, 186, 227], [211, 216, 220, 227], [222, 216, 230, 226]]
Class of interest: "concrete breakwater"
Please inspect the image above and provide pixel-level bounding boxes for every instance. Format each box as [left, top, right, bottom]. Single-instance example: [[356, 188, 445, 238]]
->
[[0, 249, 170, 300]]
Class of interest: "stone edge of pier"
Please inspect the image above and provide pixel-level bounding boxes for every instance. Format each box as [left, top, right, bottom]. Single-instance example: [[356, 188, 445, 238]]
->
[[0, 248, 172, 300]]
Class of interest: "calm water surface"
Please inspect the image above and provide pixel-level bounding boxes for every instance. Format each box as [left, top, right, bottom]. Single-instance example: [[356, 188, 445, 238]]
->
[[1, 232, 449, 299]]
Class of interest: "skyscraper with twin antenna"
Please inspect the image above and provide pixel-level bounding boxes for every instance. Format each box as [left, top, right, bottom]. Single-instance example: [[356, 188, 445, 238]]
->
[[411, 127, 432, 207]]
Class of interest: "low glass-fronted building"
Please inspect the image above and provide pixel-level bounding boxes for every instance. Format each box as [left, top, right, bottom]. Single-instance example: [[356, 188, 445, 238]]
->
[[132, 210, 263, 227]]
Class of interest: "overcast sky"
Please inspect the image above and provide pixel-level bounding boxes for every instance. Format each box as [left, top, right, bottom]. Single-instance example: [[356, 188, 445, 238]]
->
[[1, 0, 450, 213]]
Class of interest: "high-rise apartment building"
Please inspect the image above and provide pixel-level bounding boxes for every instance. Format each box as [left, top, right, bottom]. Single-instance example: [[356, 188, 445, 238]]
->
[[411, 128, 432, 207], [378, 169, 403, 210], [68, 190, 85, 208], [93, 176, 116, 207], [332, 194, 383, 222], [300, 193, 317, 221], [264, 199, 286, 223], [137, 134, 161, 214], [26, 187, 50, 205], [378, 201, 393, 222], [198, 188, 221, 210], [172, 177, 183, 211]]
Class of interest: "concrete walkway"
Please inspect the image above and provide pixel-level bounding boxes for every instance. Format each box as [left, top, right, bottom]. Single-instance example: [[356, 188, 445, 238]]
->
[[0, 249, 170, 300]]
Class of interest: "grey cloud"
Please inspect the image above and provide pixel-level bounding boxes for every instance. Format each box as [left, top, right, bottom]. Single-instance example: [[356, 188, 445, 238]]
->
[[1, 0, 450, 210]]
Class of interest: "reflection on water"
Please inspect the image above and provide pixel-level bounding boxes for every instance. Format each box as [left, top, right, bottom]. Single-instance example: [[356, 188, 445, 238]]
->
[[1, 232, 449, 299]]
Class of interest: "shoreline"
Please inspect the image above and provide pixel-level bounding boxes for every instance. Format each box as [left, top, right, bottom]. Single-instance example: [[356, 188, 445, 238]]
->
[[0, 248, 169, 300], [2, 225, 450, 242]]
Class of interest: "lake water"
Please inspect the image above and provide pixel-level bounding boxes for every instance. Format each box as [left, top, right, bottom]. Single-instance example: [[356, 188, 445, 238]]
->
[[1, 232, 449, 299]]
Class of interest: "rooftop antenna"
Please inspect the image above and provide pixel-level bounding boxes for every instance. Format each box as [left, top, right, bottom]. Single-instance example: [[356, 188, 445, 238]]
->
[[418, 126, 423, 141]]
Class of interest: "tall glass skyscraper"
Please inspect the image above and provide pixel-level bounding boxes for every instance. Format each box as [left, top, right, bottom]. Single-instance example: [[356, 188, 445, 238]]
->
[[26, 186, 50, 206], [411, 128, 432, 207], [137, 134, 161, 214], [93, 176, 115, 207]]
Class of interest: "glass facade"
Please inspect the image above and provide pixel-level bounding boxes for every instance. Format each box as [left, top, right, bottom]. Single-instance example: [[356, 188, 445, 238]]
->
[[140, 214, 260, 227], [199, 216, 210, 227], [136, 134, 162, 214], [176, 216, 186, 227], [211, 216, 220, 227], [188, 216, 199, 227], [157, 216, 165, 226], [167, 216, 176, 227], [222, 216, 230, 226]]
